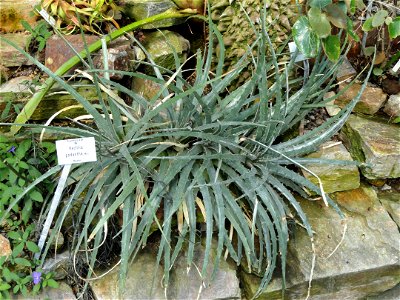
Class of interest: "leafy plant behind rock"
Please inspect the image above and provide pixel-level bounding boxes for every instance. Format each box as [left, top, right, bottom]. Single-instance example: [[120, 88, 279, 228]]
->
[[1, 8, 372, 299]]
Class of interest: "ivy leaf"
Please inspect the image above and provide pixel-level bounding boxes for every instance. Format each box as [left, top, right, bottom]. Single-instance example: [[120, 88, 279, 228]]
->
[[322, 35, 340, 61], [20, 20, 33, 33], [362, 17, 374, 31], [13, 285, 20, 294], [363, 46, 375, 56], [12, 242, 24, 257], [20, 285, 29, 296], [293, 16, 320, 58], [18, 161, 29, 169], [308, 7, 331, 38], [309, 0, 332, 9], [32, 284, 41, 294], [2, 268, 13, 282], [0, 283, 11, 291], [7, 231, 21, 240], [388, 17, 400, 39], [372, 10, 388, 28], [26, 241, 40, 253], [29, 190, 43, 202], [46, 279, 59, 288], [41, 142, 56, 153], [373, 67, 383, 76], [15, 140, 31, 159], [324, 4, 348, 28], [14, 257, 32, 267]]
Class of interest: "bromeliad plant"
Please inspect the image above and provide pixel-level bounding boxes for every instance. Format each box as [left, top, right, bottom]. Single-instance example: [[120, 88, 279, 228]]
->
[[40, 0, 121, 34], [2, 8, 372, 299]]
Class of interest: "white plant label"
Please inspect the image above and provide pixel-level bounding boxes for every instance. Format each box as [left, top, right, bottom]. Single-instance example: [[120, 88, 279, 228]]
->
[[37, 9, 56, 27], [56, 137, 97, 165], [288, 42, 307, 62]]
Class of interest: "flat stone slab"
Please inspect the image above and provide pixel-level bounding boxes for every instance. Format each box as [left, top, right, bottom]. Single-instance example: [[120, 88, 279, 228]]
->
[[42, 251, 72, 280], [378, 190, 400, 227], [0, 0, 39, 33], [141, 30, 190, 73], [45, 34, 100, 73], [0, 33, 34, 67], [12, 281, 76, 299], [341, 114, 400, 179], [335, 83, 387, 115], [302, 141, 360, 193], [120, 0, 183, 29], [242, 185, 400, 299], [91, 241, 240, 300], [336, 58, 357, 82], [0, 77, 102, 120]]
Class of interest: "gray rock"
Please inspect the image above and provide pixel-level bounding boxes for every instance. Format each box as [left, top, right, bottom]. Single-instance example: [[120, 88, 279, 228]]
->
[[120, 0, 182, 29], [336, 58, 357, 82], [91, 240, 240, 299], [0, 65, 10, 85], [42, 251, 72, 280], [0, 76, 33, 93], [0, 79, 104, 120], [169, 242, 241, 299], [91, 251, 166, 299], [0, 33, 34, 67], [12, 281, 76, 299], [48, 229, 64, 250], [324, 91, 341, 117], [242, 185, 400, 299], [335, 82, 387, 115], [45, 34, 100, 73], [367, 283, 400, 300], [302, 141, 360, 193], [341, 114, 400, 179], [378, 190, 400, 227], [93, 38, 142, 80], [131, 75, 162, 101], [141, 30, 190, 73], [383, 93, 400, 119]]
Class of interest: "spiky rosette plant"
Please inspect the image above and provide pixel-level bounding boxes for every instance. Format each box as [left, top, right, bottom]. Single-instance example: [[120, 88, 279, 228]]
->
[[2, 6, 371, 299], [41, 0, 120, 34]]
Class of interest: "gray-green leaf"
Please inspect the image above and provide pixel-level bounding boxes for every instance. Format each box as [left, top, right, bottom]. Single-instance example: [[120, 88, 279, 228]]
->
[[372, 10, 388, 28], [373, 67, 383, 76], [14, 257, 31, 267], [293, 16, 320, 58], [363, 46, 375, 56], [309, 0, 332, 9], [324, 4, 348, 28], [308, 7, 331, 38]]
